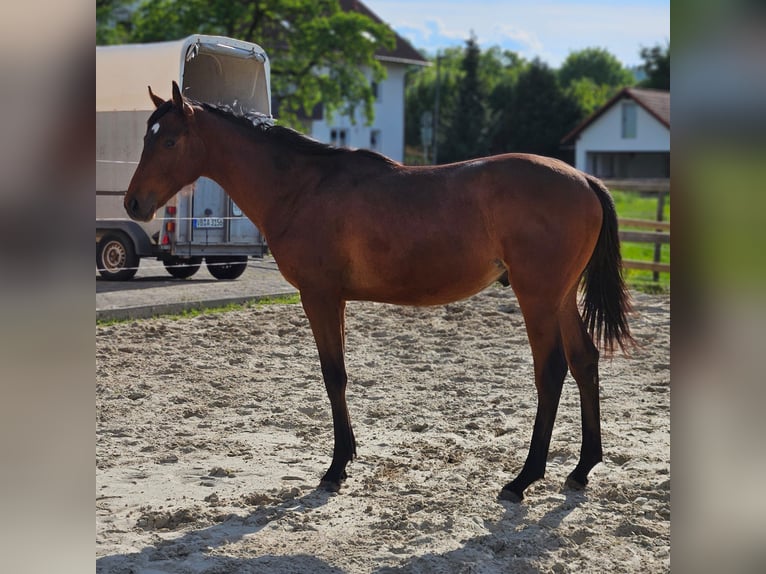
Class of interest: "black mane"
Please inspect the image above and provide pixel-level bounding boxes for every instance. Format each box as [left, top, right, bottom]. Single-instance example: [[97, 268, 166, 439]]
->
[[198, 101, 397, 165]]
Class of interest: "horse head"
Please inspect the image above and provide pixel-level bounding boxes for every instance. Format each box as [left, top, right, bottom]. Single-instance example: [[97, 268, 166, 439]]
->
[[125, 81, 206, 222]]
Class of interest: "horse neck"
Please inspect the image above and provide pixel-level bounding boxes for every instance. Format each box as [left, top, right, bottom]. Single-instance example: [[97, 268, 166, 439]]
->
[[195, 111, 304, 239]]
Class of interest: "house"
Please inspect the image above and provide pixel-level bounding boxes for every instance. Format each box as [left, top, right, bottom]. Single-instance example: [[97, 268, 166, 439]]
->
[[308, 0, 429, 162], [561, 87, 670, 179]]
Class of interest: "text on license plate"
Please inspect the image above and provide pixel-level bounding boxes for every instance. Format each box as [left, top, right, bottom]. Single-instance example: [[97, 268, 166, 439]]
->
[[194, 217, 224, 228]]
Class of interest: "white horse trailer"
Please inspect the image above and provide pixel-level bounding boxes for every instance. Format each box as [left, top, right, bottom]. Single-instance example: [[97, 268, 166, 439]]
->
[[96, 35, 271, 280]]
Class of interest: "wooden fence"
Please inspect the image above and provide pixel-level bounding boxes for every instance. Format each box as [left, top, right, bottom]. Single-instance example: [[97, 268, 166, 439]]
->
[[603, 179, 670, 279]]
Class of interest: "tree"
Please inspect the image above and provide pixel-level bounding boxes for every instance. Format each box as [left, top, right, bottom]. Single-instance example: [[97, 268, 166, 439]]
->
[[97, 0, 132, 44], [405, 44, 634, 165], [404, 47, 464, 162], [438, 34, 489, 163], [478, 46, 525, 95], [404, 45, 530, 164], [639, 42, 670, 90], [98, 0, 394, 127], [565, 77, 615, 117], [558, 47, 635, 89], [557, 47, 634, 126], [490, 58, 580, 159]]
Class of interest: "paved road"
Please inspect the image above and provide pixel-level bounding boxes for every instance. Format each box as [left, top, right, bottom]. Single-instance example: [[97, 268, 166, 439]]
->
[[96, 256, 297, 321]]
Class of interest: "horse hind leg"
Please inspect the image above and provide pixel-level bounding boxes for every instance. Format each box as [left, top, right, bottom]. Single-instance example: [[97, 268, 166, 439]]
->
[[559, 297, 603, 490], [499, 306, 568, 502]]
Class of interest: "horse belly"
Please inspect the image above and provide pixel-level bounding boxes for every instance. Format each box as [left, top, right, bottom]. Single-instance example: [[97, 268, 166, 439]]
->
[[346, 242, 504, 306]]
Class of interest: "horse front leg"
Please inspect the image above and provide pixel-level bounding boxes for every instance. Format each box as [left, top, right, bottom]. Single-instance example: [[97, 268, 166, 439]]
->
[[301, 294, 356, 491]]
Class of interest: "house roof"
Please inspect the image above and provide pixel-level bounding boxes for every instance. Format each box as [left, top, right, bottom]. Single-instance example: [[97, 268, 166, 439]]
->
[[561, 87, 670, 144], [339, 0, 429, 66]]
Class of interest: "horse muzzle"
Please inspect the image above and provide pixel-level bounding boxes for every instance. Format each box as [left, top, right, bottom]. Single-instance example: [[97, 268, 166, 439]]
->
[[124, 194, 156, 222]]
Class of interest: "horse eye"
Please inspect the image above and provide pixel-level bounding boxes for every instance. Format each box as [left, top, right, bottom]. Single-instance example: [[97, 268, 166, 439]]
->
[[164, 139, 176, 148]]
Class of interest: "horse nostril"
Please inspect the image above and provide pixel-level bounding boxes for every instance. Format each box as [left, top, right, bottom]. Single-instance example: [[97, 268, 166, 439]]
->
[[127, 197, 140, 218]]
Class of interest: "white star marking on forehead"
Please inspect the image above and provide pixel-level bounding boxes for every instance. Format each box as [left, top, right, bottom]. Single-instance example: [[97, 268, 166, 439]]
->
[[151, 122, 160, 135]]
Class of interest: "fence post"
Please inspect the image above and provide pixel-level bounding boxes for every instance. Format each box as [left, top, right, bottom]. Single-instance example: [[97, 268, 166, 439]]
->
[[653, 190, 666, 282]]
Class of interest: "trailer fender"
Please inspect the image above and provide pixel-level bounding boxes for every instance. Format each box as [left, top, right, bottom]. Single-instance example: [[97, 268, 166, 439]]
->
[[96, 220, 155, 256]]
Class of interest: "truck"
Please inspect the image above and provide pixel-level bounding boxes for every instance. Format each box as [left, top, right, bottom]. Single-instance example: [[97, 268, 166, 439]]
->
[[96, 35, 271, 280]]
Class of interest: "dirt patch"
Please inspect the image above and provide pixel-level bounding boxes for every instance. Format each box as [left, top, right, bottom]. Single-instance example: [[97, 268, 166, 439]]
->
[[97, 286, 669, 573]]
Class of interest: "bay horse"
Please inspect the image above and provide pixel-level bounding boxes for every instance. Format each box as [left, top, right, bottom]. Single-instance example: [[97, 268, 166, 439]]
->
[[125, 82, 632, 502]]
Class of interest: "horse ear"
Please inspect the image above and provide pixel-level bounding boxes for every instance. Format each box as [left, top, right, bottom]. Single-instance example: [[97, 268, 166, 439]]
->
[[148, 86, 164, 109], [171, 81, 194, 117]]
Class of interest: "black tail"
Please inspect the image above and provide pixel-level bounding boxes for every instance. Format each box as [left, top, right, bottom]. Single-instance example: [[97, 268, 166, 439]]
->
[[581, 175, 633, 354]]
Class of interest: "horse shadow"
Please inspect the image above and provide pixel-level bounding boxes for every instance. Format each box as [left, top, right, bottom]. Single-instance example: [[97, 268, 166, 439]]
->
[[96, 486, 586, 573], [373, 488, 587, 574], [96, 486, 340, 574]]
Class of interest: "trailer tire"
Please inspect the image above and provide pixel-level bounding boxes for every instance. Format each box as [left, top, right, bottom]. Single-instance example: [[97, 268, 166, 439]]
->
[[97, 232, 139, 281], [164, 256, 202, 279], [206, 256, 248, 280]]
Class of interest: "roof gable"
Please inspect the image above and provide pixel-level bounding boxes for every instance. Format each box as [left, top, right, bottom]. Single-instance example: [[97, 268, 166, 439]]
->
[[561, 87, 670, 144], [629, 87, 670, 127], [339, 0, 429, 66]]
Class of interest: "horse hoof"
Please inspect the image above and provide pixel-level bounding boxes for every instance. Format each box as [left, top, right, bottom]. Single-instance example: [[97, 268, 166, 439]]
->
[[319, 479, 342, 493], [564, 476, 587, 491], [498, 488, 523, 503]]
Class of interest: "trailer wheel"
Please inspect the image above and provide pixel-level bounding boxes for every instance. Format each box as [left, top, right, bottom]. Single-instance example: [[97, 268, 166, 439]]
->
[[206, 256, 248, 280], [97, 232, 138, 280], [163, 256, 202, 279]]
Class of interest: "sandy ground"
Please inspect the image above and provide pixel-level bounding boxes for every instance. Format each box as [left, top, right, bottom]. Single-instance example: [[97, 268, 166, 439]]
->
[[96, 286, 670, 573]]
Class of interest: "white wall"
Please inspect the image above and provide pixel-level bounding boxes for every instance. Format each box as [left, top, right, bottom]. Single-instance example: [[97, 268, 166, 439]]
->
[[575, 98, 670, 172], [310, 64, 406, 162]]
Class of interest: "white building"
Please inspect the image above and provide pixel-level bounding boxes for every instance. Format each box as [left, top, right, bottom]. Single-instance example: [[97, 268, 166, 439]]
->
[[308, 0, 428, 162], [561, 87, 670, 178]]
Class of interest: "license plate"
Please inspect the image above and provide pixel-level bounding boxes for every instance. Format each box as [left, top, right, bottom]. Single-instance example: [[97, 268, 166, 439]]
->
[[194, 217, 224, 229]]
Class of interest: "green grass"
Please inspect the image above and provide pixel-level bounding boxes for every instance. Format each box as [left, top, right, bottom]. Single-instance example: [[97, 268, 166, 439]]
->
[[97, 293, 301, 326], [163, 294, 301, 321], [166, 293, 302, 321], [611, 189, 670, 221], [611, 189, 670, 293]]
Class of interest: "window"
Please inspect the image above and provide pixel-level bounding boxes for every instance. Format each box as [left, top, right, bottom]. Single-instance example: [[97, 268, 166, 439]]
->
[[330, 128, 348, 147], [370, 129, 381, 151], [371, 81, 380, 102], [621, 101, 637, 139]]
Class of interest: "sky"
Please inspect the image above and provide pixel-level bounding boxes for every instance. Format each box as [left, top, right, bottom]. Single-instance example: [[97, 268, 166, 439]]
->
[[362, 0, 670, 68]]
